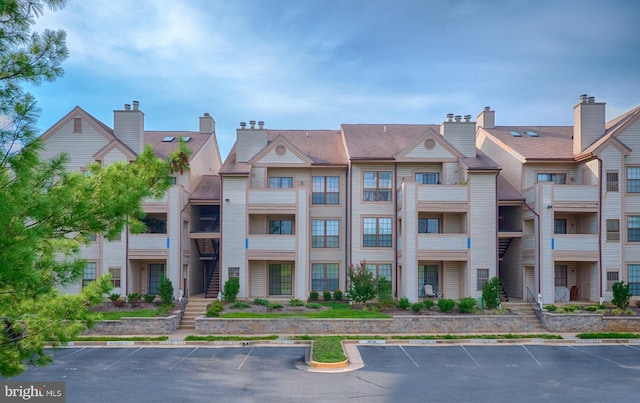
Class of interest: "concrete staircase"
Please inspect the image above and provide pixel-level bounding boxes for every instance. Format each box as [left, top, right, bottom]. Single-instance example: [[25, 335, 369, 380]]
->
[[179, 296, 212, 330], [503, 301, 547, 333]]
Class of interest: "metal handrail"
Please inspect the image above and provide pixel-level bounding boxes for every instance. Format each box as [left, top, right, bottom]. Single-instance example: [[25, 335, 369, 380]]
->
[[526, 286, 542, 320]]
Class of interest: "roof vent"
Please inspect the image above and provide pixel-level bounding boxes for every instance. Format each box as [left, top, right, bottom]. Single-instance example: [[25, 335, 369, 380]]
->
[[258, 121, 264, 129], [239, 122, 246, 129], [454, 115, 462, 122], [446, 113, 454, 122], [463, 115, 471, 122], [162, 136, 175, 142], [249, 120, 256, 129]]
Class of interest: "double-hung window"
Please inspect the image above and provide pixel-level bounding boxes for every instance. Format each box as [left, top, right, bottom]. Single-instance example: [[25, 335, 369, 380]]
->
[[415, 172, 439, 185], [364, 171, 392, 201], [366, 263, 392, 281], [627, 167, 640, 193], [269, 219, 293, 235], [607, 219, 620, 241], [628, 265, 640, 295], [537, 173, 566, 184], [606, 171, 619, 192], [312, 176, 339, 204], [269, 177, 293, 188], [83, 262, 97, 287], [627, 216, 640, 242], [363, 217, 392, 247], [418, 218, 440, 234], [477, 268, 489, 291], [311, 263, 339, 292], [312, 219, 339, 248], [554, 219, 567, 234]]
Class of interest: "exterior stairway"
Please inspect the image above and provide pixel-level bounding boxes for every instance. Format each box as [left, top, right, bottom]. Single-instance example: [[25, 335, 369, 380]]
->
[[502, 300, 547, 333], [179, 296, 211, 330]]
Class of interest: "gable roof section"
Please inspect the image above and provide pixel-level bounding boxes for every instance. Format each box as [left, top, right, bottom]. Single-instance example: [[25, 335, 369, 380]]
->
[[40, 106, 116, 143], [341, 124, 440, 160], [481, 126, 574, 162], [190, 175, 221, 201], [252, 135, 314, 166], [497, 174, 524, 201], [94, 138, 137, 161], [144, 131, 210, 160], [394, 127, 463, 161]]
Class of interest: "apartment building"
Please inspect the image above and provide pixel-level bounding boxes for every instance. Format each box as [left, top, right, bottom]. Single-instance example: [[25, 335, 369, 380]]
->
[[220, 116, 500, 302], [477, 95, 640, 304], [38, 102, 222, 299]]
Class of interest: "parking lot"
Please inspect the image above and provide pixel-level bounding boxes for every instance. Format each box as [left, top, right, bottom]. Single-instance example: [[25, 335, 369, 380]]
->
[[8, 343, 640, 402]]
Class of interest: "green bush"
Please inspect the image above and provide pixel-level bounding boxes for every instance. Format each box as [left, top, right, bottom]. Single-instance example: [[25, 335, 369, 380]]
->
[[206, 300, 224, 317], [158, 276, 174, 306], [333, 290, 343, 301], [423, 299, 434, 310], [143, 293, 156, 303], [253, 298, 269, 306], [267, 303, 283, 311], [289, 298, 305, 307], [398, 297, 411, 310], [127, 293, 142, 307], [306, 302, 322, 309], [545, 304, 558, 312], [223, 277, 240, 303], [309, 290, 319, 302], [377, 276, 393, 307], [612, 281, 632, 310], [323, 290, 332, 301], [229, 301, 250, 309], [482, 277, 502, 309], [561, 304, 581, 313], [411, 302, 423, 314], [438, 298, 456, 313], [347, 262, 377, 304], [108, 293, 120, 302], [457, 297, 477, 313], [584, 305, 603, 312]]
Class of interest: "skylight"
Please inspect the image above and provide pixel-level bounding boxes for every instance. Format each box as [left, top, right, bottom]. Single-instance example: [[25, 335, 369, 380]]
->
[[524, 131, 539, 137], [162, 136, 175, 142], [181, 136, 192, 142], [509, 131, 521, 137]]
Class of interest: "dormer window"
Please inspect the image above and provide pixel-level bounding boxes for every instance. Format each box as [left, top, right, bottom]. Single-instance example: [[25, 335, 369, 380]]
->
[[73, 117, 82, 133]]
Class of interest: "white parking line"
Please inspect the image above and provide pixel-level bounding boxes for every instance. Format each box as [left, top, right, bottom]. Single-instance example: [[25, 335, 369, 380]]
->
[[459, 345, 480, 367], [398, 346, 420, 368], [522, 345, 542, 367], [237, 346, 254, 370], [57, 347, 86, 361], [169, 347, 199, 370], [568, 346, 622, 366], [103, 348, 142, 370], [624, 344, 640, 352]]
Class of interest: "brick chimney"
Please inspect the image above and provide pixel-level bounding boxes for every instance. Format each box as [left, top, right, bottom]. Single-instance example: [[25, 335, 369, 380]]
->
[[440, 112, 477, 157], [114, 100, 144, 154], [573, 94, 605, 154], [236, 120, 267, 162]]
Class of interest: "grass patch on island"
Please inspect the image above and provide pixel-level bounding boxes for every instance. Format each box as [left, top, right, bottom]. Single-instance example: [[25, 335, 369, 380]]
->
[[184, 335, 279, 341], [70, 336, 169, 342], [97, 309, 159, 320], [577, 332, 640, 339]]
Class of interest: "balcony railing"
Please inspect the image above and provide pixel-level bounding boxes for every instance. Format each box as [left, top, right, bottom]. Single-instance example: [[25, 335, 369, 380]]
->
[[418, 233, 468, 251], [129, 234, 167, 250], [246, 235, 296, 251], [248, 188, 297, 205], [553, 185, 598, 204], [417, 185, 468, 203], [552, 234, 598, 252]]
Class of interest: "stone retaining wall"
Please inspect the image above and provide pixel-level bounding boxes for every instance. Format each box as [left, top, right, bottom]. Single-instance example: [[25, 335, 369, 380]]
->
[[542, 312, 640, 333], [195, 314, 538, 334], [84, 312, 182, 335]]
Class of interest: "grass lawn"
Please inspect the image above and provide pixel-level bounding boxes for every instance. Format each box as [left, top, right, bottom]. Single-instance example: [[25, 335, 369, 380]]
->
[[220, 301, 391, 319], [97, 309, 159, 320]]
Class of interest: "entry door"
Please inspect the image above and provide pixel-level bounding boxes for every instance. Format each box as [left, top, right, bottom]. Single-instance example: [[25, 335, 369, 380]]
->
[[148, 264, 165, 294]]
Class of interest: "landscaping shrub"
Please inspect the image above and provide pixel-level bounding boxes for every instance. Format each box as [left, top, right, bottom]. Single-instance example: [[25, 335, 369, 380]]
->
[[253, 298, 269, 306], [377, 276, 393, 307], [437, 298, 456, 313], [309, 290, 319, 302], [223, 277, 240, 303], [158, 276, 174, 306], [306, 302, 322, 309], [612, 281, 632, 310], [584, 305, 603, 312], [323, 290, 332, 301], [108, 293, 120, 302], [333, 289, 343, 301], [206, 300, 224, 317], [482, 277, 502, 309], [114, 297, 126, 308], [289, 298, 305, 307], [561, 304, 580, 313], [398, 297, 411, 310], [267, 303, 283, 311], [127, 293, 141, 307], [423, 299, 434, 310], [411, 302, 423, 314], [229, 301, 250, 309], [457, 297, 477, 313], [347, 262, 377, 304], [545, 304, 558, 312], [143, 293, 156, 303]]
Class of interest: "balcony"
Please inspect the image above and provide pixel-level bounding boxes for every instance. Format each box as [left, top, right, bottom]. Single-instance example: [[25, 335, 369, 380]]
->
[[552, 185, 598, 210], [248, 188, 298, 210], [417, 233, 468, 260], [191, 205, 220, 233], [552, 234, 599, 260], [246, 234, 296, 259], [129, 234, 168, 250]]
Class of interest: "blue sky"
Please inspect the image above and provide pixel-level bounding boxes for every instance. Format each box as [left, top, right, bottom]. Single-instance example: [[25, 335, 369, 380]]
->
[[30, 0, 640, 158]]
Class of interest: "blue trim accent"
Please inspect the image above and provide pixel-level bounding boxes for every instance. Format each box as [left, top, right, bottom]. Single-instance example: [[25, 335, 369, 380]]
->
[[166, 238, 170, 249], [551, 238, 554, 250], [467, 238, 471, 249], [245, 238, 248, 249]]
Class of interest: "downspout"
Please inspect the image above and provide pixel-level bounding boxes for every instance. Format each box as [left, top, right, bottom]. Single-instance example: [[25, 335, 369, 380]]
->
[[598, 157, 603, 302], [394, 162, 398, 298], [125, 224, 129, 295], [346, 161, 352, 290]]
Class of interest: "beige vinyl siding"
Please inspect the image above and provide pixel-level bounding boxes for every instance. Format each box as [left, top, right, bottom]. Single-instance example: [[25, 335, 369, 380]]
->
[[40, 119, 110, 169], [444, 162, 461, 185], [295, 188, 308, 298], [523, 163, 577, 189], [403, 139, 457, 160], [600, 145, 623, 298], [221, 177, 248, 297], [267, 168, 309, 189], [188, 254, 205, 295], [477, 130, 522, 190], [188, 135, 222, 190], [258, 146, 307, 164], [250, 261, 267, 297], [468, 172, 497, 297], [525, 266, 536, 296], [501, 237, 523, 298], [251, 167, 266, 188], [103, 148, 127, 165], [443, 262, 461, 299], [616, 120, 640, 164], [403, 182, 418, 301]]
